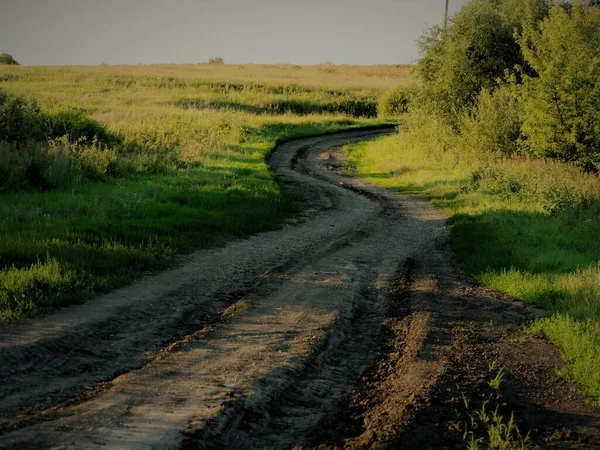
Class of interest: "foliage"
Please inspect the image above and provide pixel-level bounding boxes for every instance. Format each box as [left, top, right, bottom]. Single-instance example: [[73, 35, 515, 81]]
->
[[0, 90, 44, 141], [415, 0, 600, 167], [531, 315, 600, 406], [0, 89, 117, 144], [519, 1, 600, 169], [464, 403, 531, 450], [377, 85, 416, 116], [417, 0, 525, 121], [0, 53, 19, 65], [460, 83, 524, 157], [207, 57, 225, 64]]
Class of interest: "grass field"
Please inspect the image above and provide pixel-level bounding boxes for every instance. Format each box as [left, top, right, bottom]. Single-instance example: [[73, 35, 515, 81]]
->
[[344, 123, 600, 405], [0, 63, 410, 322]]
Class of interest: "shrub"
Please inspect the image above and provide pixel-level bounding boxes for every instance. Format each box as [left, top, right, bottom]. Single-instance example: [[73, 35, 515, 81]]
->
[[460, 83, 524, 157], [417, 1, 523, 121], [520, 1, 600, 168], [0, 91, 44, 142], [0, 53, 19, 65], [208, 57, 225, 64], [378, 85, 416, 117], [46, 109, 119, 145], [0, 89, 119, 145]]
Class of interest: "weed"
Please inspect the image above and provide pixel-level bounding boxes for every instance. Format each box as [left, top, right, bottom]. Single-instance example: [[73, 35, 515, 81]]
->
[[488, 364, 506, 391], [463, 403, 531, 450]]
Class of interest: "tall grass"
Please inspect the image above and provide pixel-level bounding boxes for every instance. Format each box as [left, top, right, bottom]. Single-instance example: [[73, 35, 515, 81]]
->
[[0, 64, 409, 321], [345, 118, 600, 404]]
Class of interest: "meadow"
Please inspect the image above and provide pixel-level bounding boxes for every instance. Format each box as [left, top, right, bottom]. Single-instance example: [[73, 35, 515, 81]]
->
[[0, 63, 409, 322]]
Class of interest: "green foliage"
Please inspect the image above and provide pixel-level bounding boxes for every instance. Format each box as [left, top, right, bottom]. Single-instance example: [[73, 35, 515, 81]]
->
[[377, 85, 416, 117], [0, 89, 117, 144], [415, 0, 599, 167], [0, 53, 19, 65], [461, 83, 524, 157], [0, 90, 121, 191], [208, 57, 225, 64], [464, 403, 531, 450], [520, 2, 600, 169], [0, 91, 44, 141], [418, 0, 523, 120]]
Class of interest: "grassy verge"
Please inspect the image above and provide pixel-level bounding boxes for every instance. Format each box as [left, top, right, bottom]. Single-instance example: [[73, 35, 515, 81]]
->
[[344, 129, 600, 405], [0, 64, 409, 322]]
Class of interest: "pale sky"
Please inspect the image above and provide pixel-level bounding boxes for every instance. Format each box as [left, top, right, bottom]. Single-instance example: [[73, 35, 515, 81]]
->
[[0, 0, 468, 66]]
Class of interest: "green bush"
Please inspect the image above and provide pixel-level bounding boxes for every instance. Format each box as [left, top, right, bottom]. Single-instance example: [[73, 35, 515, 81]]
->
[[208, 57, 225, 64], [417, 0, 527, 121], [0, 90, 121, 191], [0, 53, 19, 65], [378, 85, 416, 116], [46, 109, 119, 144], [520, 2, 600, 169], [0, 91, 44, 142], [460, 83, 524, 157], [0, 90, 119, 145], [0, 138, 118, 192]]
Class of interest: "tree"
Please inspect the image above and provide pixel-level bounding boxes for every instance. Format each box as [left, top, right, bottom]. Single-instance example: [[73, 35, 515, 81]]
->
[[418, 1, 522, 121], [519, 1, 600, 167], [418, 0, 549, 123], [0, 53, 19, 65]]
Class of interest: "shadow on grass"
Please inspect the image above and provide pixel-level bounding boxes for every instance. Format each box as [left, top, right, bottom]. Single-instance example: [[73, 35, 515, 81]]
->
[[176, 98, 378, 118]]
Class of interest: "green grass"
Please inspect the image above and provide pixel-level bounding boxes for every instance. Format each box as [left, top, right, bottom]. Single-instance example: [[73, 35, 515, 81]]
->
[[344, 127, 600, 405], [0, 64, 410, 322]]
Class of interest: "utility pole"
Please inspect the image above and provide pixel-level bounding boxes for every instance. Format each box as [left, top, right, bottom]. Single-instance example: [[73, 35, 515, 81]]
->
[[444, 0, 450, 32]]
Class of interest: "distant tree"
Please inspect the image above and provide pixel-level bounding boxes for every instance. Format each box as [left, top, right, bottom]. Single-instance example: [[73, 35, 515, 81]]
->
[[0, 53, 19, 65], [207, 57, 225, 64]]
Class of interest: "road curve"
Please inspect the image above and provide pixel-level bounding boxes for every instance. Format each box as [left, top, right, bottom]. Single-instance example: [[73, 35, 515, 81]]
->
[[2, 128, 597, 449], [0, 127, 435, 447]]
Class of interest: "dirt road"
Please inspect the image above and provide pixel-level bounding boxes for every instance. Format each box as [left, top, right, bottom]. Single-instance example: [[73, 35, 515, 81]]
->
[[1, 128, 599, 449]]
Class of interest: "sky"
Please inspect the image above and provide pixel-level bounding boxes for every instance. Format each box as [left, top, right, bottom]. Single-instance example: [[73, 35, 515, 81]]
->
[[0, 0, 469, 66]]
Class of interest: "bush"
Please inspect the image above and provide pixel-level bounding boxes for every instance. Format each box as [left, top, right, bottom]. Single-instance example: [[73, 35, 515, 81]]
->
[[0, 53, 19, 65], [208, 57, 225, 64], [378, 85, 416, 117], [46, 109, 119, 145], [0, 91, 44, 142], [417, 1, 523, 121], [0, 89, 119, 145], [460, 83, 524, 157], [520, 2, 600, 168]]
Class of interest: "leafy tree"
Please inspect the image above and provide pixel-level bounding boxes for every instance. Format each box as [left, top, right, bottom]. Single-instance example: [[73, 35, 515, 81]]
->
[[519, 1, 600, 168], [0, 53, 19, 65], [418, 1, 523, 121], [417, 0, 549, 123]]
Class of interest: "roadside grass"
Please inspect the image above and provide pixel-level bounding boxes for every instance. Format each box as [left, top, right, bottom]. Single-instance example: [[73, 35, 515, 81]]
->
[[344, 131, 600, 405], [0, 64, 410, 322]]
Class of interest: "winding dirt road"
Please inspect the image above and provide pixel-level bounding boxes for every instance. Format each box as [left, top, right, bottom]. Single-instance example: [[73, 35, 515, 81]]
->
[[1, 128, 600, 449]]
